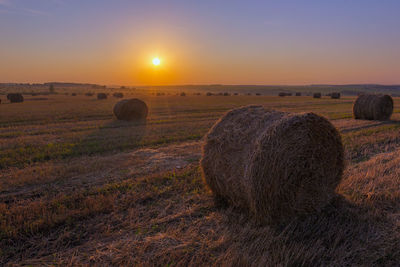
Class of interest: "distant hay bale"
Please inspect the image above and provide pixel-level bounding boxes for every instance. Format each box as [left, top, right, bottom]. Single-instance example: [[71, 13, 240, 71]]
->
[[313, 93, 321, 98], [278, 92, 286, 97], [7, 93, 24, 103], [223, 92, 230, 96], [247, 93, 252, 96], [255, 93, 261, 96], [295, 92, 302, 96], [201, 105, 344, 224], [331, 92, 341, 99], [206, 92, 213, 96], [180, 92, 186, 96], [286, 93, 292, 96], [71, 93, 77, 96], [113, 92, 124, 98], [353, 94, 393, 121], [97, 93, 107, 100], [234, 93, 238, 96], [113, 98, 148, 121]]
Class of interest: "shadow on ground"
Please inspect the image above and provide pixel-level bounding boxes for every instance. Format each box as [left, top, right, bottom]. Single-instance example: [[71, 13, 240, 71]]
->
[[214, 195, 399, 266]]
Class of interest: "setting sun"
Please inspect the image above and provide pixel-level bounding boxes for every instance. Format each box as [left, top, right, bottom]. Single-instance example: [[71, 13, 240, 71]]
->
[[152, 57, 161, 66]]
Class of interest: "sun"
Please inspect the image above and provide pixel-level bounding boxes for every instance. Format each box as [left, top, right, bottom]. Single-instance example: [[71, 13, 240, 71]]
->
[[152, 57, 161, 66]]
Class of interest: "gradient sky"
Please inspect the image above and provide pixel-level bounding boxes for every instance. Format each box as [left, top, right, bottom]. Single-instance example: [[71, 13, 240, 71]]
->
[[1, 0, 400, 85]]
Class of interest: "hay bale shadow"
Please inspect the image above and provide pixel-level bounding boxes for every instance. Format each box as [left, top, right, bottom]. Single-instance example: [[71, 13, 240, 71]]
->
[[341, 120, 400, 134], [69, 119, 147, 157], [215, 195, 399, 266]]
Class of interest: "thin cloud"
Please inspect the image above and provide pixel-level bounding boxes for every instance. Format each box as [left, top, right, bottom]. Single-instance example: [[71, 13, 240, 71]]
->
[[0, 0, 50, 16]]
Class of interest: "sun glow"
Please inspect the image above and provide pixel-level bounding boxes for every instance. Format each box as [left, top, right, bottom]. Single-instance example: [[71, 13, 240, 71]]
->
[[152, 57, 161, 66]]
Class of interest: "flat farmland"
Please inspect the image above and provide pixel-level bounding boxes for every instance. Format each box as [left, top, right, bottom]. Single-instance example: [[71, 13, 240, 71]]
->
[[1, 93, 399, 265]]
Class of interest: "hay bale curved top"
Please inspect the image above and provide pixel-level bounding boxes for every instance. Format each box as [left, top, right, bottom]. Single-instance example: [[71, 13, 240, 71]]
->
[[353, 94, 393, 120], [97, 93, 107, 100], [278, 92, 286, 97], [201, 105, 344, 224], [331, 92, 341, 99], [113, 98, 148, 121], [7, 93, 24, 103]]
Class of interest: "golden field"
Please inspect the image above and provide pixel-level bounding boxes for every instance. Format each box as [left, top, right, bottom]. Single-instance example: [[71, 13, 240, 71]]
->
[[0, 92, 399, 265]]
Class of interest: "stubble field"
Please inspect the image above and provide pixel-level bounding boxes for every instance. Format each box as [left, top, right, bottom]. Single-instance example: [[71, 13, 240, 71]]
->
[[0, 93, 399, 265]]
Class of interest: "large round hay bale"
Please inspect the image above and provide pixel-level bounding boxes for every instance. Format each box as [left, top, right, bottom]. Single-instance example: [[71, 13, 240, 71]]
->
[[201, 105, 344, 224], [113, 98, 148, 121], [313, 93, 321, 98], [7, 93, 24, 103], [278, 92, 286, 97], [331, 92, 341, 99], [353, 94, 393, 120], [97, 93, 107, 100], [295, 92, 302, 96]]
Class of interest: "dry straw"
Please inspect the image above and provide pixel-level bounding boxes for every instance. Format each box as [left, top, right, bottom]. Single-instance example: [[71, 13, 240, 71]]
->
[[113, 98, 148, 121], [201, 105, 344, 224], [353, 94, 393, 121]]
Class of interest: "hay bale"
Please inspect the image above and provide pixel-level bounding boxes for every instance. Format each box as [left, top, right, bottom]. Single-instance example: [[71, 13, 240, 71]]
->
[[71, 93, 77, 96], [278, 92, 286, 97], [313, 93, 321, 98], [223, 92, 230, 96], [295, 92, 302, 96], [353, 94, 393, 121], [331, 92, 341, 99], [234, 93, 238, 96], [97, 93, 107, 100], [113, 92, 124, 98], [286, 93, 292, 96], [201, 105, 344, 224], [180, 92, 186, 96], [206, 92, 213, 96], [113, 98, 148, 121], [7, 93, 24, 103], [256, 93, 261, 96]]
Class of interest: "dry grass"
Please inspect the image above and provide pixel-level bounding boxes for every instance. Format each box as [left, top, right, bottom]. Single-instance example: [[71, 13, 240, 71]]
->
[[0, 94, 399, 265]]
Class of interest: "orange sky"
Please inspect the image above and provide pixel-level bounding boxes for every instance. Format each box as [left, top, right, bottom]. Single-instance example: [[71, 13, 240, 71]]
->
[[1, 1, 400, 85]]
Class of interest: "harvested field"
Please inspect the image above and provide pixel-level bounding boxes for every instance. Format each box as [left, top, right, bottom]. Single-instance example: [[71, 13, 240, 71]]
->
[[0, 94, 399, 265]]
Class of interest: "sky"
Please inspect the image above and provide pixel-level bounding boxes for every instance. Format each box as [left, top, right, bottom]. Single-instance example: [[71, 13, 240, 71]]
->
[[1, 0, 400, 85]]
